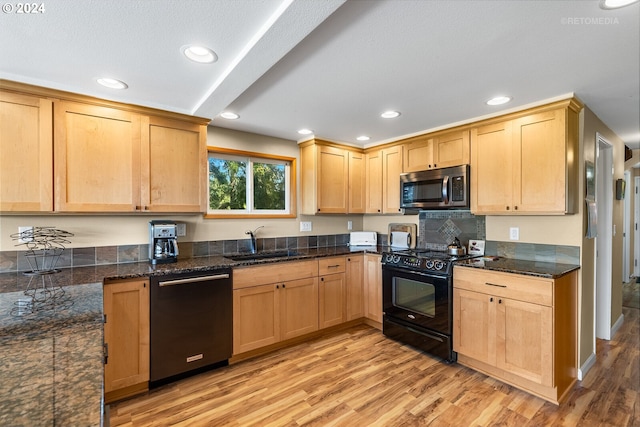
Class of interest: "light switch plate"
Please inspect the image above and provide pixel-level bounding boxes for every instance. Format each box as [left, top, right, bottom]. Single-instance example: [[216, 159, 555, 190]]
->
[[176, 223, 186, 236]]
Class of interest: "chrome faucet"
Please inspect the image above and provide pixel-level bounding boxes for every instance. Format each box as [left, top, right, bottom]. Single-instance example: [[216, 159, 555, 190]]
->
[[245, 226, 264, 254]]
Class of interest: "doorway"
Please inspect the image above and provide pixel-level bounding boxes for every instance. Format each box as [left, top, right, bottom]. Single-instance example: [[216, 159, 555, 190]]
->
[[595, 134, 613, 340], [623, 170, 631, 282]]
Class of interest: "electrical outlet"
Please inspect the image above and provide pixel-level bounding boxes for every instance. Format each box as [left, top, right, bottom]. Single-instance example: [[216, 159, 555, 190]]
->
[[18, 226, 34, 243], [347, 220, 353, 230], [300, 221, 312, 232], [176, 223, 186, 237], [509, 227, 520, 241]]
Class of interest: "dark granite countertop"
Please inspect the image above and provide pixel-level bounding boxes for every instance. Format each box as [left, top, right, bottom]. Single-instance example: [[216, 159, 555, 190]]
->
[[0, 244, 383, 426], [0, 283, 103, 427], [0, 245, 383, 293], [454, 256, 580, 279]]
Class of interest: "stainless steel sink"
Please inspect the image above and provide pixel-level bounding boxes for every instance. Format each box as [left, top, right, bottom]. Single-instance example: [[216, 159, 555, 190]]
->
[[226, 250, 299, 261]]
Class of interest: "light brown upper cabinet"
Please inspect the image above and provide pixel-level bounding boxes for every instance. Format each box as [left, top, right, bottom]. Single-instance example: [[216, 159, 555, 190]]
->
[[382, 145, 403, 214], [142, 116, 207, 213], [300, 139, 364, 214], [402, 130, 469, 172], [54, 101, 143, 212], [365, 149, 383, 213], [348, 150, 365, 214], [0, 91, 53, 212], [364, 145, 403, 214], [1, 81, 209, 214], [55, 102, 207, 213], [471, 100, 581, 215]]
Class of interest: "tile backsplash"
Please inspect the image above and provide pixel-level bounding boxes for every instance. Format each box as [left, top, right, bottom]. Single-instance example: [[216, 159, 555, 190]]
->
[[418, 210, 486, 250], [0, 233, 353, 273]]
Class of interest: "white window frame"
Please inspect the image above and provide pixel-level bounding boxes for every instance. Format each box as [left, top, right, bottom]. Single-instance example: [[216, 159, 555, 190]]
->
[[206, 148, 296, 218]]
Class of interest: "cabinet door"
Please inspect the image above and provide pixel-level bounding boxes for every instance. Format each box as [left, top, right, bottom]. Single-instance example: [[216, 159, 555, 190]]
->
[[470, 121, 513, 214], [319, 273, 346, 328], [54, 101, 141, 212], [0, 92, 53, 212], [453, 288, 495, 365], [433, 130, 470, 169], [514, 109, 566, 213], [104, 279, 149, 395], [233, 284, 279, 354], [365, 150, 383, 213], [280, 278, 319, 340], [402, 136, 434, 172], [346, 255, 365, 320], [348, 150, 366, 213], [364, 254, 382, 324], [142, 116, 206, 212], [317, 145, 348, 213], [382, 146, 403, 214], [496, 297, 553, 386]]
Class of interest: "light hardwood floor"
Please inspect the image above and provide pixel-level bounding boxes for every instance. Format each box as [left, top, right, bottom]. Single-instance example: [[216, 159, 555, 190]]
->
[[110, 307, 639, 427]]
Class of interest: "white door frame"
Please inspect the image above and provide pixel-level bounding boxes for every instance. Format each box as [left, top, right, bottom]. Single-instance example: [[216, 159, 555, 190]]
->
[[623, 170, 631, 282], [595, 133, 613, 340]]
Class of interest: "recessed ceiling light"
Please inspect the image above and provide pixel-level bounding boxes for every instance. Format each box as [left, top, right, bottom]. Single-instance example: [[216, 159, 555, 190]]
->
[[357, 136, 370, 141], [220, 111, 239, 120], [298, 128, 313, 135], [486, 96, 512, 106], [599, 0, 639, 9], [381, 110, 401, 119], [182, 45, 217, 64], [97, 78, 128, 89]]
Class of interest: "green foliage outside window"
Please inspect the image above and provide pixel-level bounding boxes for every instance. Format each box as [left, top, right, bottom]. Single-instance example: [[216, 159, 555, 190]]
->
[[208, 158, 246, 210], [208, 153, 289, 214]]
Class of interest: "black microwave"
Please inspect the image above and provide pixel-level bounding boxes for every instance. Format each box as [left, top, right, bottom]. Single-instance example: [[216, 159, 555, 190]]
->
[[400, 165, 470, 210]]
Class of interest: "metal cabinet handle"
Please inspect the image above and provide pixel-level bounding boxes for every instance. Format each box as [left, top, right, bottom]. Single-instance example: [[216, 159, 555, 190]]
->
[[327, 264, 340, 268], [485, 282, 507, 288], [158, 273, 229, 287]]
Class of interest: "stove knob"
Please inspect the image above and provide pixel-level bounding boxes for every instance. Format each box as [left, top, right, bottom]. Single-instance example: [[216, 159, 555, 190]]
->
[[434, 261, 445, 270], [392, 255, 401, 263], [425, 260, 434, 269], [384, 254, 393, 263]]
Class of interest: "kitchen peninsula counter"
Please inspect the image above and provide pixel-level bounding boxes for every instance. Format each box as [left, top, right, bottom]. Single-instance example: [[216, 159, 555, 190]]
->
[[0, 245, 383, 426]]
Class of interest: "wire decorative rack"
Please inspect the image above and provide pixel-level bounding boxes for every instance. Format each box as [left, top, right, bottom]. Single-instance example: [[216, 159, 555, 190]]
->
[[9, 227, 74, 316]]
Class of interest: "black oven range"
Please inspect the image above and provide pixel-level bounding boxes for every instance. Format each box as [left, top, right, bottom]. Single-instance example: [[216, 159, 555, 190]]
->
[[381, 248, 477, 363]]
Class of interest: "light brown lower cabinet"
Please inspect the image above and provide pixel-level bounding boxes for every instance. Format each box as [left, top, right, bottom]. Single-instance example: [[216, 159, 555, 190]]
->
[[346, 255, 365, 320], [318, 256, 347, 328], [233, 255, 374, 356], [233, 277, 319, 354], [364, 254, 383, 326], [453, 266, 577, 404], [103, 278, 150, 404], [232, 260, 319, 355]]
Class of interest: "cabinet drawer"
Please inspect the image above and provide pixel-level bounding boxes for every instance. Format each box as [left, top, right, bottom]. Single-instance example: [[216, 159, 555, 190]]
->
[[453, 266, 553, 306], [234, 260, 318, 289], [318, 256, 346, 275]]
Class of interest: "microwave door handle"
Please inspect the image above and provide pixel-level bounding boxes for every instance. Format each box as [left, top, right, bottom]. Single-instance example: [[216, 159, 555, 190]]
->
[[442, 176, 450, 204]]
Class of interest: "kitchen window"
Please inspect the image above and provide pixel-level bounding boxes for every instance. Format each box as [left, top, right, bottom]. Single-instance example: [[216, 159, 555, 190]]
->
[[206, 148, 296, 218]]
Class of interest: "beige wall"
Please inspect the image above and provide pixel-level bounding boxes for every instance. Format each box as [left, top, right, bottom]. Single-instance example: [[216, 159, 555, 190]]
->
[[581, 106, 626, 365]]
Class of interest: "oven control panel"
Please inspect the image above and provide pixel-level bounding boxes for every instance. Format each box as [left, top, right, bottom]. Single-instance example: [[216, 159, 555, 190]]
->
[[382, 253, 449, 272]]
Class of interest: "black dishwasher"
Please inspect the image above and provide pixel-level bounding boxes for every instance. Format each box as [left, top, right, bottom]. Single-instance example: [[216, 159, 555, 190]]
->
[[149, 268, 232, 386]]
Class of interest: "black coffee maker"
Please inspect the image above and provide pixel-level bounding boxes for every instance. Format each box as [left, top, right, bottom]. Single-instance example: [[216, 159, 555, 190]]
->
[[149, 220, 179, 264]]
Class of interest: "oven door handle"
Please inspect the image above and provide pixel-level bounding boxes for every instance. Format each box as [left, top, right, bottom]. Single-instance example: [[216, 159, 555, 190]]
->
[[387, 317, 444, 342], [405, 325, 444, 342], [158, 273, 230, 287]]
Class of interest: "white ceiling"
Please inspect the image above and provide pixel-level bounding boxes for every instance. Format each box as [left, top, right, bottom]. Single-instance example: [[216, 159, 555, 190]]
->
[[1, 0, 639, 148]]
